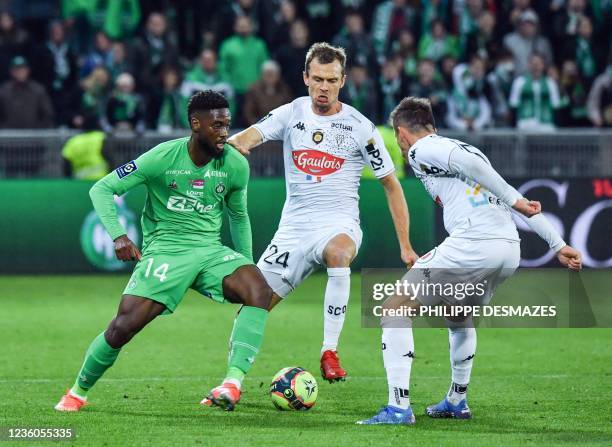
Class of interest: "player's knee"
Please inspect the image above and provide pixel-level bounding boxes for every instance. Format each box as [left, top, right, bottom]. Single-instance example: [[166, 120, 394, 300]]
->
[[105, 316, 139, 348], [243, 281, 273, 310], [325, 250, 353, 268]]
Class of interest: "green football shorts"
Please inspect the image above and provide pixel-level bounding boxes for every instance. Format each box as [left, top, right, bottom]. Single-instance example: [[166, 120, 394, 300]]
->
[[123, 241, 251, 313]]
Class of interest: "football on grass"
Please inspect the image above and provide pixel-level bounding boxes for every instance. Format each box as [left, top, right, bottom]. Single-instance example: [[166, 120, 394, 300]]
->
[[270, 366, 318, 410]]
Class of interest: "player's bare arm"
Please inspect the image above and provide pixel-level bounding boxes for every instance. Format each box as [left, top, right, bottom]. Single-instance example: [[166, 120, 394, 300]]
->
[[227, 127, 263, 155], [379, 172, 418, 267]]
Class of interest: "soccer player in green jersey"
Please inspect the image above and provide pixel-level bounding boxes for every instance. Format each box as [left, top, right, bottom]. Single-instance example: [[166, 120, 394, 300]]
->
[[55, 91, 272, 412]]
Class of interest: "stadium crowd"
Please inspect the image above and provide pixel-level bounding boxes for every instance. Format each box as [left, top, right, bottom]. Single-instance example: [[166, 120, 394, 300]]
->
[[0, 0, 611, 133]]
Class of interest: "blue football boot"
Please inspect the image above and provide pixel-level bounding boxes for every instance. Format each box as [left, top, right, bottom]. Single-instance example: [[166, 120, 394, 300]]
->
[[356, 405, 416, 425], [426, 397, 472, 419]]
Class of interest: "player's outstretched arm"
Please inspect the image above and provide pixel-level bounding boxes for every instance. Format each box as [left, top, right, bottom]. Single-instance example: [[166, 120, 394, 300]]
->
[[227, 127, 264, 156], [379, 172, 419, 267]]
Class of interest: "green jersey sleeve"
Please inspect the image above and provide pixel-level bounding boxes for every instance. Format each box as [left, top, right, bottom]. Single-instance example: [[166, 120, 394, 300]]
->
[[225, 151, 252, 261], [89, 150, 160, 241]]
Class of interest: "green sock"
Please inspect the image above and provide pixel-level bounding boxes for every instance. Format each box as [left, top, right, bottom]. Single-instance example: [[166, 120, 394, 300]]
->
[[70, 332, 121, 398], [225, 306, 268, 385]]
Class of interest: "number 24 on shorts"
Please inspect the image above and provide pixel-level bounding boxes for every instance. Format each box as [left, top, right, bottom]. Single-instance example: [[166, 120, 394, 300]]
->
[[263, 245, 289, 268], [144, 258, 170, 282]]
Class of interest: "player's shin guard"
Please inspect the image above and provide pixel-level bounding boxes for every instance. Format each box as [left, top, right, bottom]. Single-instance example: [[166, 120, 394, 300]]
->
[[71, 332, 121, 398], [322, 267, 351, 353], [382, 316, 413, 410], [226, 306, 268, 387], [447, 325, 476, 405]]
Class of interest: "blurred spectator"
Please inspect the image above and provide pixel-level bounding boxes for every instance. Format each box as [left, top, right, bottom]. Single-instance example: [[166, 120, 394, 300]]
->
[[180, 49, 235, 127], [214, 0, 261, 44], [561, 16, 601, 83], [587, 55, 612, 127], [108, 41, 132, 81], [418, 19, 460, 63], [509, 53, 561, 131], [332, 10, 376, 68], [503, 9, 553, 75], [391, 29, 418, 80], [486, 49, 516, 126], [0, 56, 54, 128], [552, 0, 589, 43], [73, 66, 110, 129], [446, 55, 491, 131], [0, 11, 30, 82], [264, 0, 297, 49], [303, 0, 335, 42], [421, 0, 450, 37], [372, 0, 417, 60], [499, 0, 532, 35], [342, 64, 378, 122], [219, 15, 268, 126], [102, 72, 145, 133], [274, 20, 310, 96], [458, 0, 486, 53], [243, 60, 292, 125], [156, 65, 184, 133], [81, 31, 113, 78], [33, 20, 78, 127], [130, 12, 179, 98], [61, 117, 110, 180], [465, 11, 500, 68], [379, 58, 406, 121], [408, 59, 448, 126], [62, 0, 141, 43], [557, 60, 590, 126], [439, 54, 458, 87]]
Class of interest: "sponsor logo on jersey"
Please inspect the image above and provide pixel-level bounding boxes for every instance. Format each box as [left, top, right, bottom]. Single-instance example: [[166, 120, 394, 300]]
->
[[331, 122, 352, 131], [191, 179, 205, 189], [167, 196, 215, 214], [292, 149, 345, 176], [187, 190, 203, 196], [215, 183, 226, 194], [204, 170, 228, 178], [165, 169, 192, 175], [115, 160, 137, 179], [312, 130, 324, 144], [168, 179, 177, 189], [293, 121, 305, 131]]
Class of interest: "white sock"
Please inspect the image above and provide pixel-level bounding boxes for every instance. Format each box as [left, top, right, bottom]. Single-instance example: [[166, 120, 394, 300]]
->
[[447, 326, 476, 405], [321, 267, 351, 354], [382, 316, 413, 410]]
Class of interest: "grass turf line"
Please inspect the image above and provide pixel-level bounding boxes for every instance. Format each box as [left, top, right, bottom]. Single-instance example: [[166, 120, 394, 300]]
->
[[0, 274, 610, 446]]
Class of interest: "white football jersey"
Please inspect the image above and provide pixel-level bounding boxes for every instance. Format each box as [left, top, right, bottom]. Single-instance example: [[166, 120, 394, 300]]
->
[[253, 97, 395, 227], [408, 134, 519, 241]]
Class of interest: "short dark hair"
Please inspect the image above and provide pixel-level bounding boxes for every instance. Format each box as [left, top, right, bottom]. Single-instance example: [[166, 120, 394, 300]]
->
[[389, 96, 436, 132], [187, 90, 229, 119], [305, 42, 347, 75]]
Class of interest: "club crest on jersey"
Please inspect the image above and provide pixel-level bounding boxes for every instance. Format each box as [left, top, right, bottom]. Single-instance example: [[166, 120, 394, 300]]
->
[[168, 179, 178, 189], [312, 130, 324, 144], [191, 179, 205, 189], [215, 183, 226, 194], [115, 160, 137, 179], [292, 149, 345, 176]]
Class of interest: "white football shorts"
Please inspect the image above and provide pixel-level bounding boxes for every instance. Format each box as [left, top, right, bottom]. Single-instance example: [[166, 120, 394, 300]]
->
[[257, 222, 363, 298]]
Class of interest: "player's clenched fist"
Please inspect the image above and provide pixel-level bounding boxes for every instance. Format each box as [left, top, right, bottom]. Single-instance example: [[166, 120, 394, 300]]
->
[[114, 235, 142, 262], [557, 245, 582, 271], [401, 247, 419, 269], [512, 198, 541, 217]]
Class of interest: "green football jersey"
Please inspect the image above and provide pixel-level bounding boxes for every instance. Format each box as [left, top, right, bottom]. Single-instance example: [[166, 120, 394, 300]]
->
[[90, 136, 252, 260]]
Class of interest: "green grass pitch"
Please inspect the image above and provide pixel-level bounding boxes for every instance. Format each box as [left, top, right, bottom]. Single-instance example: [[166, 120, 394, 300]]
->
[[1, 273, 610, 446]]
